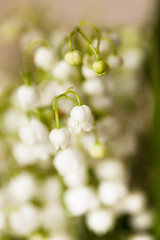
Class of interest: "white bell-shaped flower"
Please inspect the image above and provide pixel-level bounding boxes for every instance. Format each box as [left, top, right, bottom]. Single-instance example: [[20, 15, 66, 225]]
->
[[17, 84, 41, 110], [33, 46, 56, 71], [18, 119, 49, 145], [69, 105, 94, 134], [49, 127, 71, 150], [64, 186, 99, 216], [86, 208, 115, 235], [9, 204, 40, 236], [53, 148, 84, 176]]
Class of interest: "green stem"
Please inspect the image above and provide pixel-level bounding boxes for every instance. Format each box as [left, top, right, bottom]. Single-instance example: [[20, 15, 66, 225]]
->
[[52, 89, 82, 129], [77, 27, 101, 60], [24, 39, 49, 79], [69, 27, 101, 60], [66, 89, 81, 106], [79, 20, 101, 53], [53, 98, 61, 129], [69, 30, 77, 51]]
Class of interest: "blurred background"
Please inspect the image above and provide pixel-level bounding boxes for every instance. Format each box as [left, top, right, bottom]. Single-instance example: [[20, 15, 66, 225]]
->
[[0, 1, 160, 240]]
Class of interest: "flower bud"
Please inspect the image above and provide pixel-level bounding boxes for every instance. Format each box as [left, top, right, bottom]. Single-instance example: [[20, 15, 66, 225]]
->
[[107, 55, 123, 68], [92, 60, 109, 75], [89, 143, 106, 158], [49, 127, 71, 150], [65, 50, 83, 66]]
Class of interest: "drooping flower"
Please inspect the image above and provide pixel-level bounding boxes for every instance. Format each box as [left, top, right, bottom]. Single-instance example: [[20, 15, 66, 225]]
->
[[17, 84, 41, 110], [69, 105, 94, 134], [49, 127, 71, 150]]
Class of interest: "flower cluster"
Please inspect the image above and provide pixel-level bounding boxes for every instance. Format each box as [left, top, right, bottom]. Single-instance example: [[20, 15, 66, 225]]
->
[[0, 17, 154, 240]]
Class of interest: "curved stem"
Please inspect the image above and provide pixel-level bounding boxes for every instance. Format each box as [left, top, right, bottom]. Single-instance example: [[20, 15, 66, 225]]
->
[[79, 20, 101, 53], [52, 89, 82, 128], [69, 30, 77, 51], [24, 39, 49, 75], [66, 89, 81, 106], [77, 27, 101, 60], [69, 27, 101, 60]]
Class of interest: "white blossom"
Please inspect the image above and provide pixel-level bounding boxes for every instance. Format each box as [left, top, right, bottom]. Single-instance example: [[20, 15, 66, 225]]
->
[[53, 60, 80, 82], [69, 105, 94, 134], [17, 84, 41, 110], [95, 159, 126, 181], [122, 191, 146, 215], [128, 233, 154, 240], [98, 180, 127, 206], [49, 127, 71, 150], [34, 46, 56, 70], [64, 186, 99, 216], [86, 208, 115, 235], [9, 204, 40, 236], [53, 148, 84, 176], [107, 55, 123, 68], [6, 173, 36, 204], [18, 119, 49, 145], [130, 210, 153, 231], [82, 77, 105, 96], [82, 66, 96, 79]]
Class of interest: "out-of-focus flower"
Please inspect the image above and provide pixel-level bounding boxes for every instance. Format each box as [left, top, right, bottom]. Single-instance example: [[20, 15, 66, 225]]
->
[[18, 119, 49, 145], [9, 204, 40, 236], [128, 233, 154, 240], [122, 191, 146, 215], [98, 180, 127, 206], [129, 210, 154, 231], [34, 46, 56, 70], [82, 77, 105, 96], [64, 186, 99, 216], [95, 159, 126, 181], [53, 148, 84, 176], [6, 172, 36, 204], [17, 85, 41, 110], [53, 60, 80, 82], [107, 55, 123, 68], [86, 208, 115, 235]]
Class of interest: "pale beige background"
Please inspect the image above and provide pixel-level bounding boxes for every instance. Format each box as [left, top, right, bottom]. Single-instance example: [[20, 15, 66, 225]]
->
[[0, 0, 157, 77], [0, 0, 156, 27]]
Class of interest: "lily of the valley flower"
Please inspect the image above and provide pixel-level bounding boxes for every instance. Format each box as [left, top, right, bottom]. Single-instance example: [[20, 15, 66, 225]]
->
[[69, 105, 94, 134], [49, 127, 71, 150], [17, 84, 41, 110], [18, 119, 49, 145], [107, 54, 123, 68]]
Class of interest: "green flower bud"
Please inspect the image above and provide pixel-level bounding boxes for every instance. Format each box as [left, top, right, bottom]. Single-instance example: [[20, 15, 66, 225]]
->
[[65, 50, 83, 66], [92, 60, 109, 75], [89, 143, 106, 158]]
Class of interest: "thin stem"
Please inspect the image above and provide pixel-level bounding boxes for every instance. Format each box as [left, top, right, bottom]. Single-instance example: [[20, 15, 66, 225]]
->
[[52, 89, 82, 128], [77, 27, 101, 60], [69, 30, 77, 51], [24, 39, 49, 75], [69, 27, 101, 60], [53, 96, 63, 129], [79, 20, 101, 53], [66, 89, 81, 106], [79, 20, 99, 33]]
